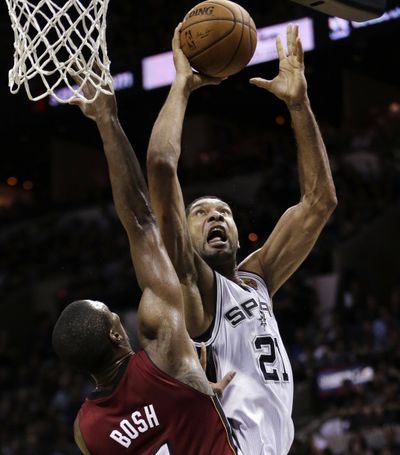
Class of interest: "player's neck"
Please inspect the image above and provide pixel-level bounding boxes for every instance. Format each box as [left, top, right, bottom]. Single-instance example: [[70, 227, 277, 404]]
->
[[92, 350, 133, 392], [213, 262, 242, 285], [203, 251, 243, 283]]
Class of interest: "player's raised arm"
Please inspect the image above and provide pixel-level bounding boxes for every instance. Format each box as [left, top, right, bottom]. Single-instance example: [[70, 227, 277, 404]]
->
[[242, 24, 337, 296], [146, 24, 223, 335], [69, 87, 199, 374], [63, 82, 239, 455]]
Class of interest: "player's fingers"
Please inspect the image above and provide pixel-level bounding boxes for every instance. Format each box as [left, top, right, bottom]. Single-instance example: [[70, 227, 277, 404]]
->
[[297, 37, 304, 64], [287, 23, 294, 56], [249, 77, 272, 90], [91, 60, 103, 78], [172, 23, 183, 51], [294, 24, 299, 41], [213, 371, 236, 397], [68, 65, 84, 85], [68, 98, 83, 108], [219, 371, 236, 389], [200, 343, 207, 370], [276, 35, 286, 61], [68, 67, 99, 97]]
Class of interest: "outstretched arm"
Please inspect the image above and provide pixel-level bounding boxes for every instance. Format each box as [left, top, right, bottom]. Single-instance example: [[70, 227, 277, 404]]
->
[[146, 25, 224, 335], [241, 24, 337, 296], [69, 85, 201, 379]]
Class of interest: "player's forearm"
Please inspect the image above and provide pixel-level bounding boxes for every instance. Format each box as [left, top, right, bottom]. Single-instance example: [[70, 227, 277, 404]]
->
[[97, 116, 154, 230], [289, 98, 337, 209], [147, 79, 191, 170]]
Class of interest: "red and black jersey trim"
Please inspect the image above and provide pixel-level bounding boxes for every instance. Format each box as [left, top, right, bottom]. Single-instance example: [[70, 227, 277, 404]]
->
[[211, 395, 240, 454]]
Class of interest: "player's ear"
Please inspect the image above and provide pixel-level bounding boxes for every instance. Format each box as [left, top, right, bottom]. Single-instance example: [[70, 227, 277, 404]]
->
[[109, 329, 124, 345]]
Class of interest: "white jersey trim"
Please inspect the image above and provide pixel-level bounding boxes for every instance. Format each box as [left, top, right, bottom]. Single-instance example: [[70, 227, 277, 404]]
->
[[239, 270, 273, 301], [194, 270, 272, 347], [194, 270, 223, 347]]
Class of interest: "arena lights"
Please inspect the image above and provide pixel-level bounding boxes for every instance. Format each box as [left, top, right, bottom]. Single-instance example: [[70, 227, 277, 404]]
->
[[6, 176, 18, 186], [23, 181, 34, 191], [247, 17, 314, 67], [275, 115, 286, 126], [389, 102, 400, 114], [142, 17, 315, 90], [317, 366, 374, 395], [248, 232, 259, 242], [329, 5, 400, 40], [49, 71, 134, 107]]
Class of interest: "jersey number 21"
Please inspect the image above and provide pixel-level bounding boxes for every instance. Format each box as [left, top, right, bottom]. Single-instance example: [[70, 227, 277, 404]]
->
[[253, 335, 289, 382]]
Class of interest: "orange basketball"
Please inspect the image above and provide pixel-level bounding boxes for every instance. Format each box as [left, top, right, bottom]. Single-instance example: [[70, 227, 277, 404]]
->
[[180, 0, 257, 78]]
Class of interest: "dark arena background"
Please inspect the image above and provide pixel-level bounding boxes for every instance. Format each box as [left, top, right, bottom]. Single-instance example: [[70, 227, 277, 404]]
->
[[1, 0, 400, 453]]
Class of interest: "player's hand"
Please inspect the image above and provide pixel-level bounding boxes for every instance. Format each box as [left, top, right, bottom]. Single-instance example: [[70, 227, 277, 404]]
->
[[199, 343, 236, 398], [172, 23, 226, 92], [250, 24, 308, 109], [68, 65, 117, 122]]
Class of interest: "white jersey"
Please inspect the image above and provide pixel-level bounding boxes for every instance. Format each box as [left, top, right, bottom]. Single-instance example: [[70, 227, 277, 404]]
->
[[195, 270, 294, 455]]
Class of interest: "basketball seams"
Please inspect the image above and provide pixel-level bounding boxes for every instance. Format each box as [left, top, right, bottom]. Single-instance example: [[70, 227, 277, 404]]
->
[[206, 0, 243, 19], [213, 6, 245, 77], [190, 23, 254, 71], [180, 0, 257, 77], [180, 17, 235, 34], [180, 18, 236, 38], [182, 1, 235, 28], [183, 19, 236, 60], [195, 0, 257, 32], [181, 17, 256, 33]]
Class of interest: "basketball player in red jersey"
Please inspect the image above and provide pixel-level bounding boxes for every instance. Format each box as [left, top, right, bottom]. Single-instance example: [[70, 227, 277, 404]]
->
[[52, 84, 239, 454], [146, 23, 337, 455]]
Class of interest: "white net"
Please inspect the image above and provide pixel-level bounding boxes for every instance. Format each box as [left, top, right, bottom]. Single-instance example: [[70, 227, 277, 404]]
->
[[5, 0, 114, 103]]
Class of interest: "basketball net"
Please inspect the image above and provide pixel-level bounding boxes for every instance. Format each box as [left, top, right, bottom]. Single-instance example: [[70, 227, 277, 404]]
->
[[5, 0, 114, 104]]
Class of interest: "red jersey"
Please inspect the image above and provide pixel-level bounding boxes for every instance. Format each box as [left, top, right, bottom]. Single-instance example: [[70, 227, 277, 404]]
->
[[78, 351, 238, 455]]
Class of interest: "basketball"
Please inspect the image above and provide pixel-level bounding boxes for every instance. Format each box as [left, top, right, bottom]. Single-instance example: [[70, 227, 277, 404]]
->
[[180, 0, 257, 78]]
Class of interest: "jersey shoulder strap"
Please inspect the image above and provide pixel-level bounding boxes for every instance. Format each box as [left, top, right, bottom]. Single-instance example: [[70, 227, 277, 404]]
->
[[193, 270, 225, 346], [238, 270, 270, 299]]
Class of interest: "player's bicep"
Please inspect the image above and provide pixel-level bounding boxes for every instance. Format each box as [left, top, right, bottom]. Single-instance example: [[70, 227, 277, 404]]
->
[[137, 288, 196, 370], [138, 289, 176, 337], [241, 202, 331, 296]]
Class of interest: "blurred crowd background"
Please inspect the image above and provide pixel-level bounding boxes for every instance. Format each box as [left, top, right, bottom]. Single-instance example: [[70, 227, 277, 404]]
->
[[1, 0, 400, 454]]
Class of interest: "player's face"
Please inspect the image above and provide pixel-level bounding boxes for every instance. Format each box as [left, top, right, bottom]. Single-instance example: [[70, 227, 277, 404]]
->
[[187, 198, 239, 262]]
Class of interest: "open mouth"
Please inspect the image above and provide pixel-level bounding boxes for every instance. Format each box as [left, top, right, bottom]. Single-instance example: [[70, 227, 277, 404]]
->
[[207, 226, 227, 245]]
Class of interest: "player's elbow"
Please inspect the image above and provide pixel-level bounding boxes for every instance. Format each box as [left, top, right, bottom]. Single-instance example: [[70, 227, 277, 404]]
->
[[147, 146, 178, 179], [303, 191, 337, 219], [322, 190, 338, 215], [313, 183, 337, 213]]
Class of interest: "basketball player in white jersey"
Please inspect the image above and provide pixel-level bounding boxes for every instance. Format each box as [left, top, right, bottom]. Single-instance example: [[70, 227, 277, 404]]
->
[[147, 23, 337, 455]]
